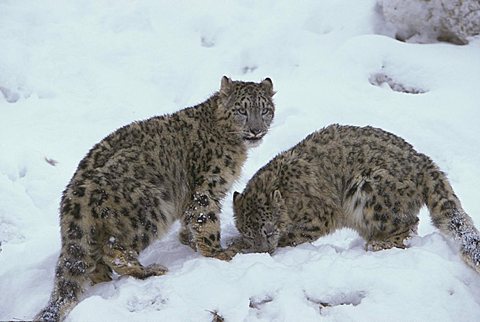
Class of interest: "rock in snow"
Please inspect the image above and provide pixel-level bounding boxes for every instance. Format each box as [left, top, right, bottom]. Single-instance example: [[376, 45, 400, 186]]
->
[[380, 0, 480, 44]]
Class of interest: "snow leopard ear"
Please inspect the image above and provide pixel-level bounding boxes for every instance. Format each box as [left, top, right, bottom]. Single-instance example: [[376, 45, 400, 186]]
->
[[233, 191, 241, 203], [272, 189, 283, 206], [220, 76, 233, 96], [261, 77, 275, 96]]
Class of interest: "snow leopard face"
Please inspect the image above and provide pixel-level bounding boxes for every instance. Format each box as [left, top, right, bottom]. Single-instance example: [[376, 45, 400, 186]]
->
[[220, 76, 275, 147], [233, 189, 287, 253]]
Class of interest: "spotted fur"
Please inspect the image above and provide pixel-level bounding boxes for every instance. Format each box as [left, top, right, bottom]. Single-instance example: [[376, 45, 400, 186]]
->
[[232, 124, 480, 274], [35, 76, 275, 322]]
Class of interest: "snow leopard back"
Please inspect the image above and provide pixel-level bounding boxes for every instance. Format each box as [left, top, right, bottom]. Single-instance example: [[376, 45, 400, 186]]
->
[[233, 124, 480, 274]]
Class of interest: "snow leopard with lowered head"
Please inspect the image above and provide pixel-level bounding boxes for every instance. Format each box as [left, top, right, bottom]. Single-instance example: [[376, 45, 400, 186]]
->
[[35, 76, 276, 322], [231, 124, 480, 274]]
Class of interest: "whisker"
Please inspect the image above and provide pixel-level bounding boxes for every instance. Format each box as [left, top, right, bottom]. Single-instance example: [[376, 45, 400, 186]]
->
[[267, 123, 282, 130], [225, 130, 247, 135]]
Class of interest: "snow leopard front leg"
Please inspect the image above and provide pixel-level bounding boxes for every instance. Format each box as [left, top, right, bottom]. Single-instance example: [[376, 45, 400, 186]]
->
[[183, 191, 232, 260]]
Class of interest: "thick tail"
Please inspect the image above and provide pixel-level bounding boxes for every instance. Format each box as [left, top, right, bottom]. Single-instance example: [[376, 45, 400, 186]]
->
[[34, 251, 90, 321], [35, 193, 99, 321], [423, 164, 480, 273]]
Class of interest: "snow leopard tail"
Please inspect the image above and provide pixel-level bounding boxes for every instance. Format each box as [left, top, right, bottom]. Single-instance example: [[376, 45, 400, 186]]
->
[[423, 163, 480, 274], [34, 256, 89, 322], [34, 201, 100, 321]]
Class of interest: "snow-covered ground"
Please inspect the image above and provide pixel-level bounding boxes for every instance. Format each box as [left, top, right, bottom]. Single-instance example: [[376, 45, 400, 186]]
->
[[1, 1, 480, 321]]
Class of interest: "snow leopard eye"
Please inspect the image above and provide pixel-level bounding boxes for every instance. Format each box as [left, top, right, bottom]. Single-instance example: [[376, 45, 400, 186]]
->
[[237, 107, 247, 115], [261, 107, 270, 116]]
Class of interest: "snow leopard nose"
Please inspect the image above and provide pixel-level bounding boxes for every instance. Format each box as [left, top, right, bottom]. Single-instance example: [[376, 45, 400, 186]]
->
[[262, 223, 275, 237], [250, 128, 262, 136], [250, 129, 263, 138]]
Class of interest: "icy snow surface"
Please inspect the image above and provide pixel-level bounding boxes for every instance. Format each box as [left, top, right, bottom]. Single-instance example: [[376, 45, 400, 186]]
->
[[1, 1, 480, 321]]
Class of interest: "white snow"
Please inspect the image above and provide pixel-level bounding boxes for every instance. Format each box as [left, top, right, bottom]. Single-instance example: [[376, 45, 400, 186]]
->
[[1, 0, 480, 321]]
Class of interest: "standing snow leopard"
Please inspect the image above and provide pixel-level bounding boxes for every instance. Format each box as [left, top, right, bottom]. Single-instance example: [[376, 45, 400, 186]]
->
[[35, 76, 275, 322], [231, 124, 480, 274]]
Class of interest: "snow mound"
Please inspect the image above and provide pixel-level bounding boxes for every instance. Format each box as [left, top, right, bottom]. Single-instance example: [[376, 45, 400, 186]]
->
[[379, 0, 480, 44]]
